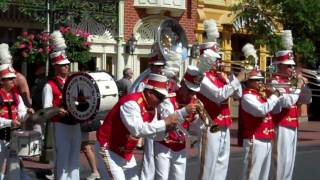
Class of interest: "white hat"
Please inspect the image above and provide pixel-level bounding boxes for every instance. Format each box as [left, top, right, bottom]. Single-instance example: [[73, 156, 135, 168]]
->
[[199, 42, 220, 55], [148, 55, 165, 66], [198, 49, 221, 73], [144, 73, 169, 97], [275, 50, 295, 65], [0, 43, 12, 65], [51, 31, 67, 51], [0, 64, 16, 79], [204, 19, 219, 42], [242, 43, 258, 65], [281, 30, 293, 50], [247, 69, 264, 80], [50, 50, 70, 65], [183, 66, 203, 92]]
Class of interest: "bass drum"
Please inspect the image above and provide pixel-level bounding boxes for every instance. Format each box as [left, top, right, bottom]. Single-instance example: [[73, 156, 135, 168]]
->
[[63, 72, 118, 123]]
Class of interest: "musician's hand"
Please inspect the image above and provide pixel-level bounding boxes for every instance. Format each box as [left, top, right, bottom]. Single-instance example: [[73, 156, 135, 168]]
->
[[58, 108, 68, 117], [296, 74, 307, 88], [11, 120, 21, 129], [164, 114, 179, 131], [220, 71, 229, 82], [237, 70, 246, 82], [27, 108, 35, 115], [185, 103, 196, 114]]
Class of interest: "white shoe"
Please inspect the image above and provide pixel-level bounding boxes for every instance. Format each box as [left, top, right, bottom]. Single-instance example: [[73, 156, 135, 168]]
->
[[86, 173, 101, 180], [45, 174, 54, 180]]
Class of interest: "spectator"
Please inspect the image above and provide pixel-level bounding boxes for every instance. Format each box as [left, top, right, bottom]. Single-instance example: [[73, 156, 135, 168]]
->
[[117, 68, 133, 98]]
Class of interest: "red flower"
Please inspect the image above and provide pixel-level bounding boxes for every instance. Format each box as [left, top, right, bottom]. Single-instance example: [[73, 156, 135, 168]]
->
[[19, 43, 26, 49], [82, 32, 90, 39], [22, 32, 28, 38], [38, 48, 43, 53], [29, 34, 35, 41], [83, 42, 90, 46]]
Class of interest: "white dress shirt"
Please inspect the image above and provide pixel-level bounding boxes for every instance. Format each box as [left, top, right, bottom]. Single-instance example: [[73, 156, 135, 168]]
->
[[241, 94, 280, 117]]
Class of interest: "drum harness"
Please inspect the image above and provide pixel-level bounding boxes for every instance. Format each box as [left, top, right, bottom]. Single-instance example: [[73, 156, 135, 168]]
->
[[49, 78, 77, 125], [0, 92, 18, 142]]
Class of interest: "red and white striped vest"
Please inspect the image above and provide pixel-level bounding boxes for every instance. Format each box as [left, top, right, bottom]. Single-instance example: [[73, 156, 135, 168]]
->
[[97, 92, 155, 160], [272, 75, 299, 128], [197, 71, 232, 127], [158, 93, 196, 151], [240, 89, 274, 139]]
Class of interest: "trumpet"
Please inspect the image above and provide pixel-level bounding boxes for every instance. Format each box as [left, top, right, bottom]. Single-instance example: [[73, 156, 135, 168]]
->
[[221, 56, 257, 73], [192, 97, 219, 133]]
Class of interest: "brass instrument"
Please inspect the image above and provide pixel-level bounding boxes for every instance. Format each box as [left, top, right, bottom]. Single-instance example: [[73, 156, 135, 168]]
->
[[193, 97, 219, 133], [222, 56, 257, 73]]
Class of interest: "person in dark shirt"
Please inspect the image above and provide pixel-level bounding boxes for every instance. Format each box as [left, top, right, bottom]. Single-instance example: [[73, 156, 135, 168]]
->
[[117, 68, 133, 98]]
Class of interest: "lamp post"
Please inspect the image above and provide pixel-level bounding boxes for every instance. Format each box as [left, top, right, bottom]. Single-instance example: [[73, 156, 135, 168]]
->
[[127, 33, 137, 55]]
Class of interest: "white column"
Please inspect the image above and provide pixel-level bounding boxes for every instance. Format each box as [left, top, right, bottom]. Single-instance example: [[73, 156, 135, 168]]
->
[[116, 0, 125, 79]]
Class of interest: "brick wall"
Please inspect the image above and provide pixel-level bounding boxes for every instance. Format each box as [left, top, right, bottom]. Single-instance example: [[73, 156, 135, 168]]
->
[[124, 0, 197, 43]]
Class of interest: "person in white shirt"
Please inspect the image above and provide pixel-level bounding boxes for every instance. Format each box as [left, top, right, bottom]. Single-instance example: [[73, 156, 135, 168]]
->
[[240, 69, 280, 180], [42, 30, 81, 180], [97, 73, 179, 180], [0, 64, 29, 180]]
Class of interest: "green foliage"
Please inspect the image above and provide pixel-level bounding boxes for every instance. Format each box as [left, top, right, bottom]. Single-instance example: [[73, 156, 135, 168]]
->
[[230, 0, 320, 68], [0, 0, 118, 33], [58, 26, 91, 64]]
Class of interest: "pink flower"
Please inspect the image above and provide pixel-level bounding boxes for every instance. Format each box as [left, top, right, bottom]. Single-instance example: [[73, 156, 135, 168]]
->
[[83, 42, 90, 46], [38, 48, 43, 53], [19, 43, 26, 49], [22, 32, 28, 37], [29, 34, 35, 41], [82, 32, 90, 38]]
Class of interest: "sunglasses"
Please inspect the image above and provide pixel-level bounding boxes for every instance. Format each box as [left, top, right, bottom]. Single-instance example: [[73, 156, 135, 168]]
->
[[153, 92, 165, 102], [58, 64, 70, 67]]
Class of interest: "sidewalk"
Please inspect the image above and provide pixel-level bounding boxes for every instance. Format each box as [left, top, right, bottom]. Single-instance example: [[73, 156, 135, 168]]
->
[[22, 120, 320, 179]]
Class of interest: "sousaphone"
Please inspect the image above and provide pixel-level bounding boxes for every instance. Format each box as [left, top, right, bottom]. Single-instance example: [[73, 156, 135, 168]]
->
[[130, 18, 188, 93]]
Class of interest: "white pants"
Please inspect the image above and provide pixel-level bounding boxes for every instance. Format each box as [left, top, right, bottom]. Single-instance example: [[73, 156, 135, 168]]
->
[[140, 137, 155, 180], [154, 142, 186, 180], [274, 126, 297, 180], [99, 147, 139, 180], [53, 122, 81, 180], [201, 127, 230, 180], [242, 138, 272, 180], [0, 140, 22, 180]]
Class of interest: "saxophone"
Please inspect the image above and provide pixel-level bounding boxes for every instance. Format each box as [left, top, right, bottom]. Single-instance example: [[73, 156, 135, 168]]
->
[[192, 96, 219, 133]]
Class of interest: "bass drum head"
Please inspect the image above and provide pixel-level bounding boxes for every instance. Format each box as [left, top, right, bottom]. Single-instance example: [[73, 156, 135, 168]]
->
[[63, 72, 118, 122]]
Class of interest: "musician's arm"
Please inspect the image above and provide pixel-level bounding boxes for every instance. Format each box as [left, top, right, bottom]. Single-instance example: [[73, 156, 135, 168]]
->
[[279, 90, 300, 108], [241, 94, 279, 117], [42, 83, 53, 108], [188, 114, 202, 136], [120, 100, 166, 138], [16, 73, 32, 107], [200, 76, 241, 103]]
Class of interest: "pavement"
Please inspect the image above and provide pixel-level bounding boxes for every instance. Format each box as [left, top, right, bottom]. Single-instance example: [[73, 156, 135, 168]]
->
[[20, 119, 320, 180]]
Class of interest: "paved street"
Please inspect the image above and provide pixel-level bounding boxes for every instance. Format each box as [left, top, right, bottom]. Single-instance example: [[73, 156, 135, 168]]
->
[[21, 120, 320, 180]]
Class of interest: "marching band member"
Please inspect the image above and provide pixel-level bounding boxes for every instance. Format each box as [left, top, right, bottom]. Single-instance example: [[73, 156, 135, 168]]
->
[[197, 19, 245, 180], [271, 30, 309, 180], [97, 73, 179, 180], [240, 69, 280, 180], [154, 66, 202, 180], [0, 64, 29, 180], [135, 54, 166, 180], [42, 30, 81, 180]]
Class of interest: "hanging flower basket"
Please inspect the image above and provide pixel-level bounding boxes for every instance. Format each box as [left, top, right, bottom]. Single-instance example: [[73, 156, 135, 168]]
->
[[11, 31, 51, 65], [59, 26, 91, 64]]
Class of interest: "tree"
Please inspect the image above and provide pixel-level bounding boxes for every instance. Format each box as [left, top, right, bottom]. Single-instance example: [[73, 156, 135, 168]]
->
[[0, 0, 119, 34], [231, 0, 320, 68]]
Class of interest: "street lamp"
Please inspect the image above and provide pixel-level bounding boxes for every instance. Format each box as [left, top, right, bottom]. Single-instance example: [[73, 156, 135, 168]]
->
[[126, 33, 137, 55]]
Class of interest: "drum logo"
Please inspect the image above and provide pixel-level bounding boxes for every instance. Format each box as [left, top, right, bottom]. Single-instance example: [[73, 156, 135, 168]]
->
[[64, 74, 100, 122]]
